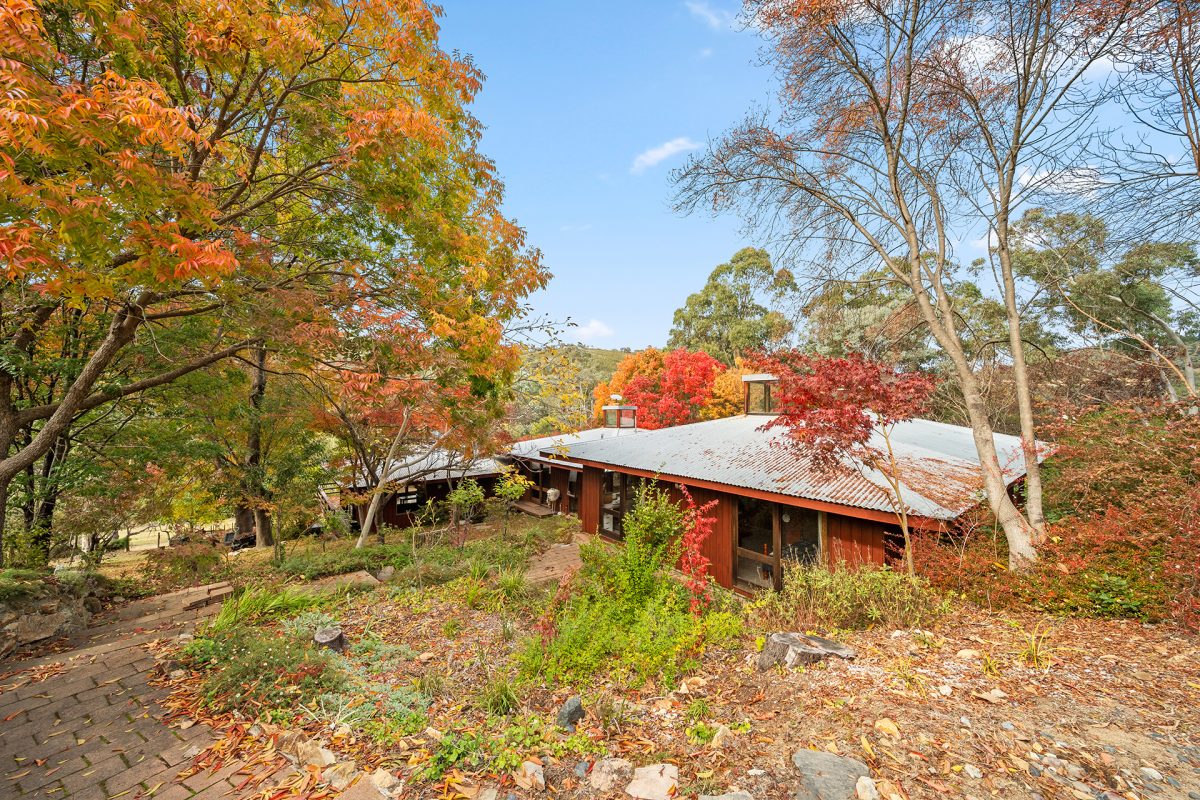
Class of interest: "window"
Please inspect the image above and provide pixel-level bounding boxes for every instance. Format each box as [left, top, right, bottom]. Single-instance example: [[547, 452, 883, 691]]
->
[[395, 487, 420, 510], [601, 470, 637, 538], [734, 499, 823, 591], [567, 470, 579, 514], [746, 381, 774, 414]]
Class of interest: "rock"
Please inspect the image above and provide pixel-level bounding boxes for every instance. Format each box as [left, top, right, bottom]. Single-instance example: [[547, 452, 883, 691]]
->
[[625, 764, 678, 800], [1140, 766, 1164, 782], [370, 767, 399, 792], [477, 790, 499, 800], [747, 769, 767, 777], [313, 627, 347, 653], [1001, 722, 1015, 731], [700, 793, 754, 800], [311, 570, 380, 590], [574, 761, 589, 779], [276, 731, 303, 757], [297, 740, 337, 768], [589, 758, 633, 792], [855, 777, 880, 800], [323, 762, 359, 791], [971, 688, 1009, 705], [963, 764, 983, 779], [936, 684, 952, 696], [757, 633, 856, 670], [556, 695, 585, 730], [956, 648, 981, 659], [177, 632, 195, 645], [710, 723, 732, 749], [514, 760, 544, 790], [375, 565, 395, 582], [168, 669, 186, 680], [791, 750, 870, 800], [83, 595, 103, 614]]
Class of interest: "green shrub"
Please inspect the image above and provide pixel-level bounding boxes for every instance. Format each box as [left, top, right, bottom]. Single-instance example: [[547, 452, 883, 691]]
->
[[478, 676, 521, 715], [417, 732, 486, 780], [180, 628, 344, 714], [612, 484, 684, 608], [520, 539, 742, 689], [146, 542, 227, 588], [755, 562, 949, 631], [0, 568, 51, 602], [277, 543, 413, 580], [208, 584, 334, 633]]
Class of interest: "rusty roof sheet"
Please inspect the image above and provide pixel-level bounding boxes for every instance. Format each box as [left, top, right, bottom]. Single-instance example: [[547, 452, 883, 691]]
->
[[558, 415, 1033, 520]]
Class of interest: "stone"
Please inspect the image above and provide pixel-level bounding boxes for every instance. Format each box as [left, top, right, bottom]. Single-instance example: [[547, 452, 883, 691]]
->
[[963, 764, 983, 779], [314, 627, 347, 653], [855, 777, 880, 800], [297, 740, 337, 768], [791, 750, 871, 800], [747, 769, 767, 777], [956, 648, 982, 659], [323, 761, 359, 791], [1001, 722, 1015, 731], [700, 793, 754, 800], [589, 758, 633, 792], [477, 790, 499, 800], [1140, 766, 1164, 782], [556, 695, 585, 730], [710, 723, 732, 749], [312, 570, 380, 590], [937, 684, 952, 696], [625, 764, 679, 800], [757, 633, 856, 670], [168, 669, 186, 680], [514, 760, 544, 790], [370, 767, 399, 792], [873, 718, 899, 738], [276, 731, 304, 757], [574, 761, 589, 779], [375, 565, 395, 582]]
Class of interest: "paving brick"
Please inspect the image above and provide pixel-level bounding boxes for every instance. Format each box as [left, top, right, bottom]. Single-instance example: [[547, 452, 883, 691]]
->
[[100, 754, 171, 796]]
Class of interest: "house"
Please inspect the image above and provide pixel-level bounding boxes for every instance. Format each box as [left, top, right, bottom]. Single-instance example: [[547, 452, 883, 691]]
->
[[343, 449, 503, 531], [502, 405, 645, 515], [549, 374, 1034, 593]]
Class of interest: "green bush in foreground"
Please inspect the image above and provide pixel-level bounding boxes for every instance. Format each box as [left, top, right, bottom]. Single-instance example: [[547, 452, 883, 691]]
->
[[753, 561, 949, 631], [519, 484, 743, 689]]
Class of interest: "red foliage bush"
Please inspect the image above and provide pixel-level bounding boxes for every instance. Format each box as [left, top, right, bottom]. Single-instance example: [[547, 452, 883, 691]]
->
[[678, 486, 719, 615], [917, 400, 1200, 630]]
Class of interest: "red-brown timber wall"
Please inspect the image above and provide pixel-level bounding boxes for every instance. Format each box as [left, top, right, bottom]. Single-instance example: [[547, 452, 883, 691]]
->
[[580, 466, 602, 534], [825, 514, 888, 566]]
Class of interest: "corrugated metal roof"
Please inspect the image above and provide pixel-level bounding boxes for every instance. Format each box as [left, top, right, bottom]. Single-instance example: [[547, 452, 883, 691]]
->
[[350, 449, 502, 488], [560, 415, 1033, 521], [508, 426, 645, 469]]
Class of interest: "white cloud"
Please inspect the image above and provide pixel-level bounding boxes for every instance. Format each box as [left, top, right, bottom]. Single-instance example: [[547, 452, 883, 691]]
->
[[630, 137, 701, 175], [685, 1, 734, 30], [573, 319, 614, 342]]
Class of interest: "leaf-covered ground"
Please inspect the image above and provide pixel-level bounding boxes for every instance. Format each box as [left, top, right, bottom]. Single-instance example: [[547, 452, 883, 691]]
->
[[159, 554, 1200, 800]]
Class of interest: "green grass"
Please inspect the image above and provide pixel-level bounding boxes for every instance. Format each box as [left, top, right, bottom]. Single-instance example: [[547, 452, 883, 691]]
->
[[208, 584, 340, 632]]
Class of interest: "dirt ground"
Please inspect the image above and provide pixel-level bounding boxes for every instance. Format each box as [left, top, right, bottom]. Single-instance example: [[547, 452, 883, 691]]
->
[[155, 577, 1200, 800]]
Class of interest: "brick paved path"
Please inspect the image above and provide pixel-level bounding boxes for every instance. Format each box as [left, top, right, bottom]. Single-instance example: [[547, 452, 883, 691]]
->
[[0, 583, 281, 800]]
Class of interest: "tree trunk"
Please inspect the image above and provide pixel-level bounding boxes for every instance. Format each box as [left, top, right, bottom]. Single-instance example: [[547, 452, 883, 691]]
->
[[904, 262, 1039, 569], [247, 346, 273, 547], [995, 239, 1048, 544]]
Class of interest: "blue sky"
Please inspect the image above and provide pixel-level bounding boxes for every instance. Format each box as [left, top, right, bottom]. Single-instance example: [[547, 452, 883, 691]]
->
[[438, 1, 775, 349]]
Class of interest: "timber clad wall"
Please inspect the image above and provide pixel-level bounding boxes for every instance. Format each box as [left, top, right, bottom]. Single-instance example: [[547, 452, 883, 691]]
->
[[825, 514, 888, 566], [551, 468, 571, 514], [580, 466, 602, 534], [682, 486, 735, 589]]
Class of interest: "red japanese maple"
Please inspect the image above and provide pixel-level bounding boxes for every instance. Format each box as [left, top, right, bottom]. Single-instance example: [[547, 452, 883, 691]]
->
[[678, 485, 719, 615], [754, 351, 939, 575]]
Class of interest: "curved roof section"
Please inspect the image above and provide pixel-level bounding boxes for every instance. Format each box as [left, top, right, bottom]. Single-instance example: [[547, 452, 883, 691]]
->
[[557, 415, 1034, 521]]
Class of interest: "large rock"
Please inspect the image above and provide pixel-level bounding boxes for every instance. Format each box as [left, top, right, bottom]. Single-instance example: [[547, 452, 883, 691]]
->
[[589, 758, 633, 792], [758, 633, 856, 670], [700, 793, 754, 800], [556, 696, 585, 730], [626, 764, 679, 800], [791, 750, 871, 800], [297, 740, 337, 768]]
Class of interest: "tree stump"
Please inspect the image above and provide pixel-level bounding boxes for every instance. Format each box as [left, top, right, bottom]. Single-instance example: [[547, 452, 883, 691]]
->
[[313, 627, 346, 653]]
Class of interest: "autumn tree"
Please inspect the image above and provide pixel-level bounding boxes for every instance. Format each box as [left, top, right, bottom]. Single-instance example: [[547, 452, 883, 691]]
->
[[0, 0, 544, 562], [622, 349, 725, 430], [755, 352, 939, 576], [592, 348, 666, 423], [668, 248, 798, 365], [674, 0, 1134, 567]]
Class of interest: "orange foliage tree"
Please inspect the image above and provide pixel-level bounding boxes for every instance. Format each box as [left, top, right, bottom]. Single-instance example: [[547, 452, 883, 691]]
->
[[0, 0, 544, 561]]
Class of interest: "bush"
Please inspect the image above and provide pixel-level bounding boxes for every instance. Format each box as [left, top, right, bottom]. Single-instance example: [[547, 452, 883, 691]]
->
[[145, 541, 227, 588], [180, 627, 345, 715], [754, 561, 949, 631], [208, 584, 335, 633], [0, 568, 52, 603], [520, 490, 742, 689], [277, 543, 413, 580]]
